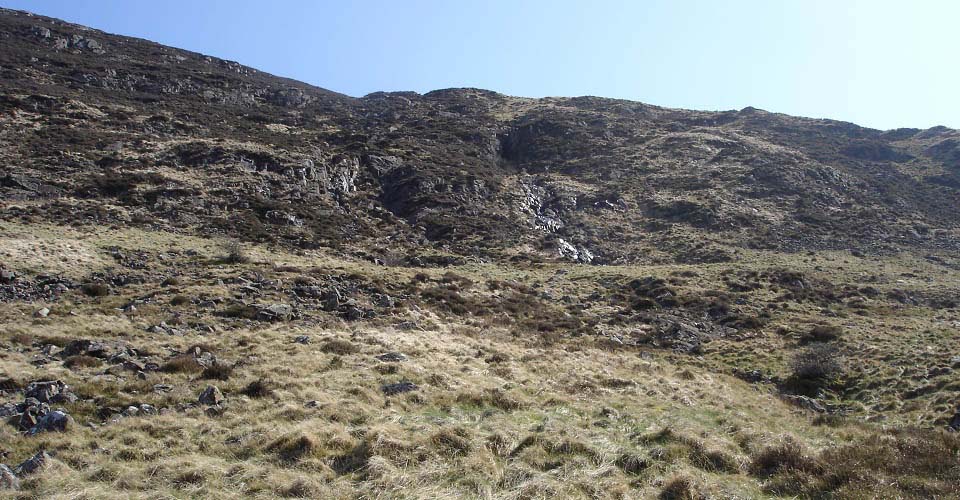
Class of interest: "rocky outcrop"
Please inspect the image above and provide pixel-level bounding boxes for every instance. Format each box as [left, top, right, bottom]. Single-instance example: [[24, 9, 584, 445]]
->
[[2, 7, 960, 266]]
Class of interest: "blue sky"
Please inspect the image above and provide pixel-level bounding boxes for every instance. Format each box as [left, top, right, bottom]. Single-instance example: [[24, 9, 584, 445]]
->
[[4, 0, 958, 130]]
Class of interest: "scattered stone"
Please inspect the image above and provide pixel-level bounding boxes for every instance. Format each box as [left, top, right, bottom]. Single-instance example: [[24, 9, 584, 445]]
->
[[343, 305, 364, 321], [40, 344, 60, 357], [949, 410, 960, 432], [293, 335, 310, 344], [376, 352, 407, 363], [13, 451, 49, 476], [153, 384, 174, 393], [293, 285, 323, 298], [381, 381, 418, 396], [204, 405, 224, 417], [372, 293, 395, 308], [0, 464, 17, 490], [636, 316, 709, 354], [304, 400, 319, 408], [24, 380, 69, 403], [61, 339, 132, 360], [0, 269, 15, 284], [33, 307, 50, 318], [732, 368, 772, 384], [321, 288, 341, 311], [139, 404, 158, 415], [199, 385, 224, 406], [0, 403, 19, 417], [782, 395, 827, 413], [599, 407, 619, 419]]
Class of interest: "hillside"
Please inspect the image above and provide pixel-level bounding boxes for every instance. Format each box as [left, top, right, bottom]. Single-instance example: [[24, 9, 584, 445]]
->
[[0, 7, 958, 499]]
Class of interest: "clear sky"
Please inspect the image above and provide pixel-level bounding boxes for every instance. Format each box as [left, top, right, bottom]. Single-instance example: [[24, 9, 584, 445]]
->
[[3, 0, 958, 130]]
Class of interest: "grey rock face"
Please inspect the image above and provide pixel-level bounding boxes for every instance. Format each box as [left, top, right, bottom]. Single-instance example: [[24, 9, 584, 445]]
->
[[320, 155, 360, 195], [557, 238, 595, 264]]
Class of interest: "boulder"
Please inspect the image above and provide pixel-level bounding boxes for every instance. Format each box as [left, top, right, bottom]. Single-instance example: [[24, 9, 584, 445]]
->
[[34, 307, 50, 318], [14, 451, 49, 476], [256, 303, 295, 322], [27, 410, 73, 434], [376, 352, 407, 363], [293, 335, 310, 344], [104, 360, 145, 376], [199, 385, 224, 406]]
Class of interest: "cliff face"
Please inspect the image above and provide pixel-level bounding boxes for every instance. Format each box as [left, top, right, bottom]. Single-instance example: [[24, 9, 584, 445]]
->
[[2, 7, 958, 265]]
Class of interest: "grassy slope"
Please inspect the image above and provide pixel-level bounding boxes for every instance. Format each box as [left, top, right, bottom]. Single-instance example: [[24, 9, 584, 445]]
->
[[0, 221, 958, 498]]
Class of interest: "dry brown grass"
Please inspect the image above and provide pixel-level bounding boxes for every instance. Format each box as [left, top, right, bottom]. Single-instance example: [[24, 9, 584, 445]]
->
[[0, 223, 957, 498]]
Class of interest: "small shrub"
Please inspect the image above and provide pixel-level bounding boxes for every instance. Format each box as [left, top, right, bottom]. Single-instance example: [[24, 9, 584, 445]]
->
[[201, 363, 233, 381], [10, 333, 34, 346], [219, 304, 259, 319], [615, 452, 649, 475], [170, 295, 190, 306], [64, 355, 103, 370], [689, 443, 741, 473], [281, 479, 317, 498], [659, 475, 698, 500], [268, 433, 318, 462], [411, 272, 430, 284], [803, 325, 843, 343], [750, 439, 821, 477], [223, 240, 248, 264], [241, 379, 274, 398], [160, 355, 203, 374], [791, 344, 844, 382], [429, 427, 473, 456], [161, 276, 181, 287], [440, 271, 473, 289], [173, 471, 206, 487], [320, 339, 359, 355], [81, 283, 111, 297], [0, 377, 22, 391]]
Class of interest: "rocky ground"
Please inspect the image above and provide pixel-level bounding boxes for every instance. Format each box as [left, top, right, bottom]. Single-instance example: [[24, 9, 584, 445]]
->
[[1, 7, 959, 499]]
